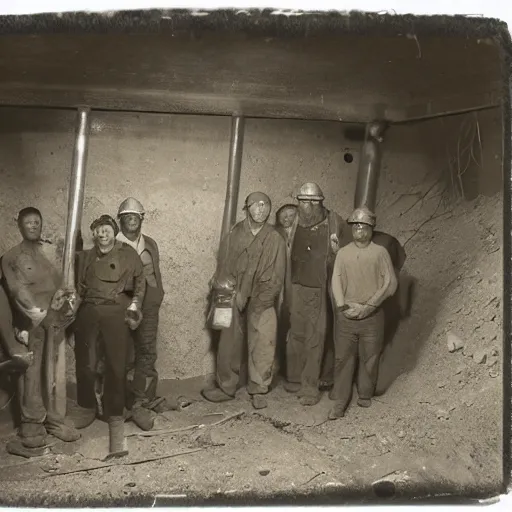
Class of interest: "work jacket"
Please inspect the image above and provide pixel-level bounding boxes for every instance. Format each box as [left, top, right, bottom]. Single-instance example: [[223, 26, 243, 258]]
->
[[218, 219, 286, 312], [76, 241, 146, 306]]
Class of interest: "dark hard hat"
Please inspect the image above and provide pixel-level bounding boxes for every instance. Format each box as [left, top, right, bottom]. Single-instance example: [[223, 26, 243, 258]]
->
[[244, 192, 271, 209], [90, 214, 119, 236]]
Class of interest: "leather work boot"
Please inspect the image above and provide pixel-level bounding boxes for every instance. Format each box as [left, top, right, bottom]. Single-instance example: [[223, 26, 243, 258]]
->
[[357, 398, 372, 408], [67, 405, 97, 430], [19, 422, 47, 449], [328, 402, 345, 420], [151, 396, 193, 413], [251, 394, 268, 410], [131, 405, 157, 431], [105, 416, 128, 460], [201, 387, 235, 403], [45, 413, 81, 442], [283, 381, 301, 393], [6, 439, 50, 458], [299, 392, 321, 407]]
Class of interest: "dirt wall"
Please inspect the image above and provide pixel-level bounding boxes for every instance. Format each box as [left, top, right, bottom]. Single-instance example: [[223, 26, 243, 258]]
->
[[0, 107, 502, 380]]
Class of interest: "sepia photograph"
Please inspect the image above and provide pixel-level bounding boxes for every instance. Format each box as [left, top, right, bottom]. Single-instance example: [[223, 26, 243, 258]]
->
[[0, 5, 510, 507]]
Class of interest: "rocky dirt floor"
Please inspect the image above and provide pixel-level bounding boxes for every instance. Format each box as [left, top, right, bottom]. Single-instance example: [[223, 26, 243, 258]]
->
[[0, 192, 504, 506]]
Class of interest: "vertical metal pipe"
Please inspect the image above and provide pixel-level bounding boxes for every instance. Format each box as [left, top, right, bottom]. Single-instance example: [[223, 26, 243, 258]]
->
[[221, 115, 245, 240], [62, 107, 91, 289], [354, 121, 387, 212], [53, 107, 91, 417]]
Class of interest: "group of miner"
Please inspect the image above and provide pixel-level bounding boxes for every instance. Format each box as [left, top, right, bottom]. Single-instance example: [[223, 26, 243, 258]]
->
[[0, 182, 412, 460]]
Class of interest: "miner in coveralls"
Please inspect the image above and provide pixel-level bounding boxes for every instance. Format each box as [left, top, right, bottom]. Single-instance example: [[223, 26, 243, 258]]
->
[[116, 197, 178, 431], [1, 207, 81, 457], [329, 207, 397, 420], [202, 192, 286, 410], [284, 183, 350, 406], [274, 204, 297, 377], [73, 214, 145, 458]]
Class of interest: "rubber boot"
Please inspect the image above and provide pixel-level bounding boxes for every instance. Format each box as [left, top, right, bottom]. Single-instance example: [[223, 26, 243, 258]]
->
[[105, 416, 128, 460]]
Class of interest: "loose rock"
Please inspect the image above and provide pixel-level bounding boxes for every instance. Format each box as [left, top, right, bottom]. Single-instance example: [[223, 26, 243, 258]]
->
[[447, 332, 464, 352], [472, 350, 487, 364], [454, 365, 465, 375], [486, 356, 498, 368]]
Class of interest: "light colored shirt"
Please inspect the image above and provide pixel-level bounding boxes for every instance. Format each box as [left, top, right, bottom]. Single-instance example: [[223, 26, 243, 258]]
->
[[117, 232, 157, 288], [117, 232, 145, 255], [331, 241, 397, 309]]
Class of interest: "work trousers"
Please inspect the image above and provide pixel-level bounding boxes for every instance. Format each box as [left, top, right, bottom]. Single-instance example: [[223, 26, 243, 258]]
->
[[131, 285, 162, 406], [286, 283, 328, 397], [18, 327, 47, 425], [74, 302, 131, 418], [217, 300, 277, 397], [0, 284, 19, 357], [330, 308, 385, 410]]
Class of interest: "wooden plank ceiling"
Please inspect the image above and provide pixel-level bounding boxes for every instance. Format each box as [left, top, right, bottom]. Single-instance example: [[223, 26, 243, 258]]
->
[[0, 29, 502, 122]]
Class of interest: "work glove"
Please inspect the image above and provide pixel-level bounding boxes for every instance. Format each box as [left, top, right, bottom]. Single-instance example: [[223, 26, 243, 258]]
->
[[14, 328, 29, 347], [330, 234, 340, 253], [125, 302, 143, 330]]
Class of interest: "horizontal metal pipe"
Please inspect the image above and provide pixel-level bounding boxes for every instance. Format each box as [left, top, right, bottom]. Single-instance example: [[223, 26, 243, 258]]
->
[[62, 107, 91, 289], [354, 121, 386, 213]]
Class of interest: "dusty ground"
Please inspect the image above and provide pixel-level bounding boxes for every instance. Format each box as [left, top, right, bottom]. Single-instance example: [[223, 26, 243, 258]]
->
[[0, 192, 503, 506]]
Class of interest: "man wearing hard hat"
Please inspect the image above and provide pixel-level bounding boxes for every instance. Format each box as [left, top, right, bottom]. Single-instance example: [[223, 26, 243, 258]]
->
[[284, 182, 351, 406], [202, 192, 286, 410], [116, 197, 173, 431], [329, 207, 397, 420]]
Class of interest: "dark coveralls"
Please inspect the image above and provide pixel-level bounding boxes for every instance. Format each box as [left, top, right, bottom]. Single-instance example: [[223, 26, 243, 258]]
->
[[275, 225, 293, 375], [330, 241, 397, 410], [0, 268, 20, 360], [286, 209, 350, 399], [216, 219, 286, 397], [1, 241, 66, 447], [0, 268, 21, 405], [123, 235, 165, 408], [73, 241, 145, 419]]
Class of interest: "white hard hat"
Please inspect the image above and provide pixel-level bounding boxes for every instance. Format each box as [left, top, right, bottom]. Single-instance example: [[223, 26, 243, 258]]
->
[[296, 182, 325, 201], [117, 197, 145, 217]]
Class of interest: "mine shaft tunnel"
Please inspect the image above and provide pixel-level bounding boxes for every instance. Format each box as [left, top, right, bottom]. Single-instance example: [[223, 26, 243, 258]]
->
[[0, 13, 505, 413]]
